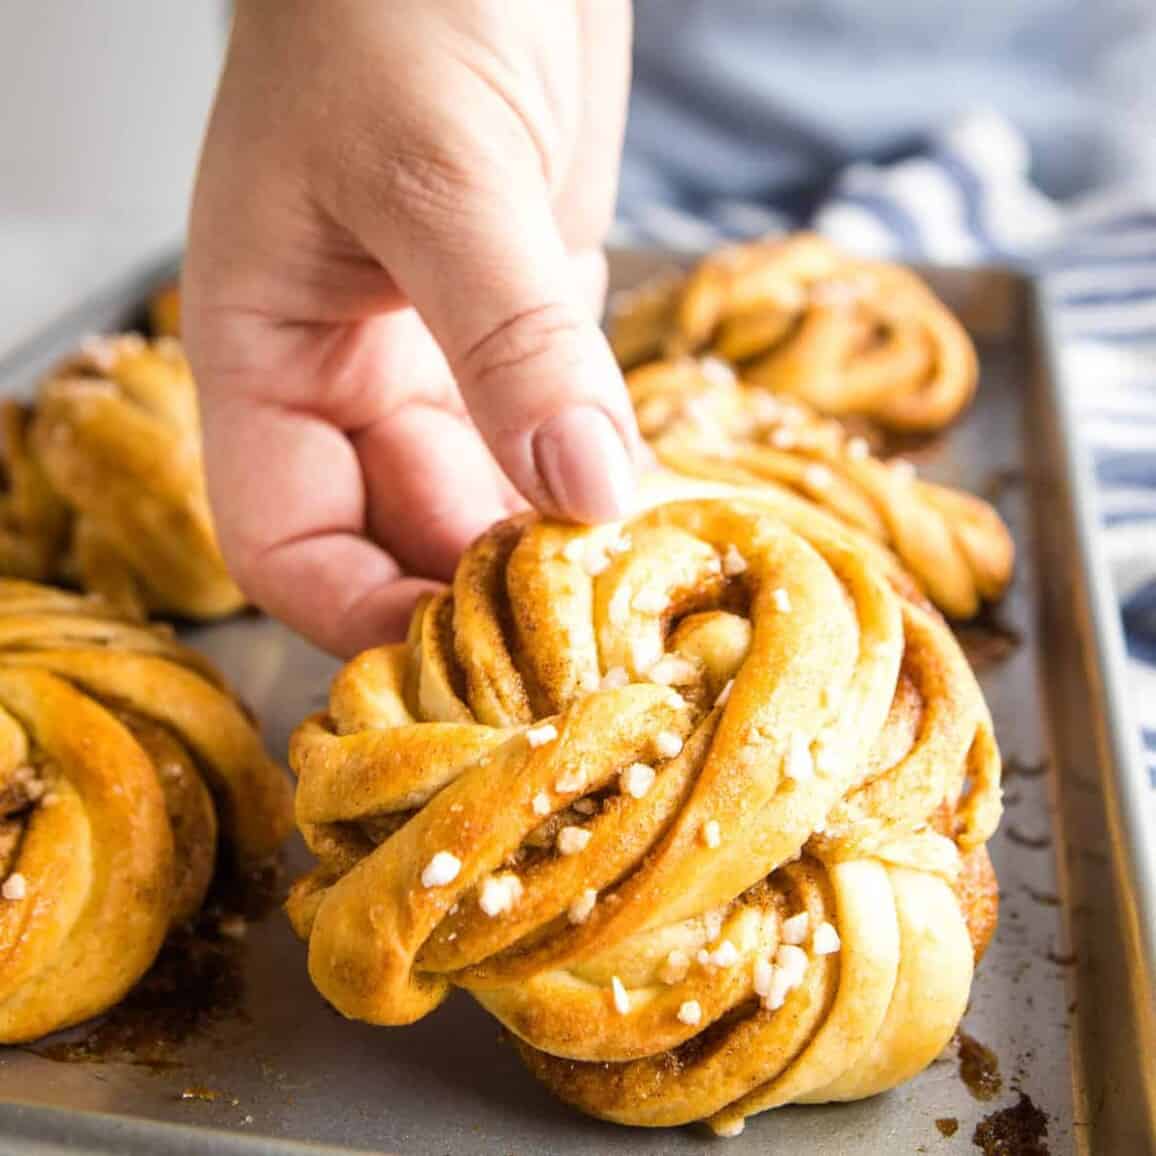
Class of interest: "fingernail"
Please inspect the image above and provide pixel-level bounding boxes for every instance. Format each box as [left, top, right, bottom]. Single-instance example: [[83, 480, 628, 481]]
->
[[533, 406, 636, 523]]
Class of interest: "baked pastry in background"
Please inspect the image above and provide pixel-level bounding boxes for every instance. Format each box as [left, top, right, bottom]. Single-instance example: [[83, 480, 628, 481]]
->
[[287, 487, 1002, 1136], [149, 281, 182, 339], [610, 233, 978, 434], [0, 334, 243, 621], [629, 357, 1013, 620], [0, 406, 70, 584], [0, 580, 291, 1043]]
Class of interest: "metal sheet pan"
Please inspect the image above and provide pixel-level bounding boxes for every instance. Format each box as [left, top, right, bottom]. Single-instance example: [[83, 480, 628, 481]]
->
[[0, 250, 1151, 1156]]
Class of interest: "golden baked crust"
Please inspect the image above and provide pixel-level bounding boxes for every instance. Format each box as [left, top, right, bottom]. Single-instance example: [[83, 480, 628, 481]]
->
[[288, 487, 1002, 1134], [149, 281, 182, 339], [0, 334, 243, 621], [629, 357, 1013, 619], [0, 579, 291, 1043], [610, 233, 979, 433], [0, 405, 70, 582]]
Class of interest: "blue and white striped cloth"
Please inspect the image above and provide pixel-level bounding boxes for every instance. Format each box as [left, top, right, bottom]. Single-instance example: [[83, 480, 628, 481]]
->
[[615, 110, 1156, 793]]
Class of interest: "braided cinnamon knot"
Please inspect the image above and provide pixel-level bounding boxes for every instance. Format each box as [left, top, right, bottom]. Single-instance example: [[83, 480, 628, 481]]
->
[[288, 492, 1001, 1135], [0, 580, 292, 1043], [610, 233, 978, 433], [0, 334, 243, 621], [629, 357, 1013, 620]]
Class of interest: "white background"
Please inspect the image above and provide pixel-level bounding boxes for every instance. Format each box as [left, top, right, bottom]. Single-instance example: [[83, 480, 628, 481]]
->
[[0, 3, 224, 353]]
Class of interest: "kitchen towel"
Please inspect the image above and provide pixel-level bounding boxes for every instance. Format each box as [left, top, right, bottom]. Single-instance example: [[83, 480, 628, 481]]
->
[[616, 107, 1156, 799]]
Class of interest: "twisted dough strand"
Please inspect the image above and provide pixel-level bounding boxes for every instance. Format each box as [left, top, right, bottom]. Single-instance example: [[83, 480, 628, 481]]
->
[[289, 491, 1001, 1134], [0, 335, 242, 620], [0, 406, 69, 582], [610, 233, 979, 433], [0, 580, 291, 1042], [629, 357, 1013, 619]]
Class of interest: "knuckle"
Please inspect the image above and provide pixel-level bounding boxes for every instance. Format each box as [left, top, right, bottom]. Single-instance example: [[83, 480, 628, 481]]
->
[[459, 301, 590, 395], [327, 122, 482, 236]]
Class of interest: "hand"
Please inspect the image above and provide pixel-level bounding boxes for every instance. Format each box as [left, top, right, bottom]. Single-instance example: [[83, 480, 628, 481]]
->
[[184, 0, 638, 656]]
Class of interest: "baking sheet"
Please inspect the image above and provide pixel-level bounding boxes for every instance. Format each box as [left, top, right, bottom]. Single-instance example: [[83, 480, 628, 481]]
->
[[0, 251, 1149, 1156]]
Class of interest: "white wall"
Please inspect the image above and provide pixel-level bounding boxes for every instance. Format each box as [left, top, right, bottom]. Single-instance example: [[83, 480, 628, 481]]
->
[[0, 2, 225, 351]]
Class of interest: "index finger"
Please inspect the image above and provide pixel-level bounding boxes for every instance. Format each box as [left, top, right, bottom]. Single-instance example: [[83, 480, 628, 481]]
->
[[201, 384, 441, 657]]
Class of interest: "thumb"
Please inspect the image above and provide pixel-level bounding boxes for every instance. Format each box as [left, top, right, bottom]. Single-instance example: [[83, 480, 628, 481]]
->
[[343, 147, 641, 524]]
